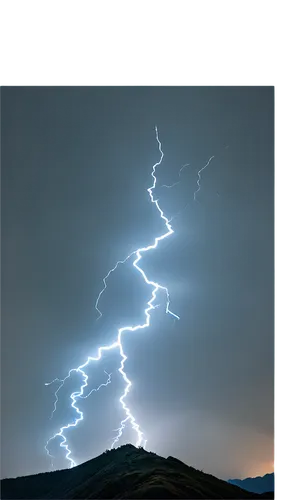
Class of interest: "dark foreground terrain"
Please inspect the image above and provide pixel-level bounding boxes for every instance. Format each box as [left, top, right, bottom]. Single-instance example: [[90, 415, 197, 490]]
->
[[1, 444, 274, 499]]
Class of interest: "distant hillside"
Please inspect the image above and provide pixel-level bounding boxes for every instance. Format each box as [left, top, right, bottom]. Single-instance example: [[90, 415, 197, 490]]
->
[[228, 473, 274, 494], [1, 444, 274, 499]]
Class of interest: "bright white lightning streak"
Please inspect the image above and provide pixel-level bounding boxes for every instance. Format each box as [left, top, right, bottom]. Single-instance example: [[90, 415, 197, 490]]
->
[[79, 371, 112, 399], [45, 370, 111, 466], [45, 371, 112, 419], [194, 155, 215, 201], [45, 125, 179, 468]]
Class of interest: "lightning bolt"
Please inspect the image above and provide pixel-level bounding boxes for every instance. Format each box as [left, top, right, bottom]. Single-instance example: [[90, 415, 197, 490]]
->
[[45, 371, 112, 420], [160, 154, 215, 215], [45, 126, 180, 469], [95, 254, 135, 320], [160, 163, 190, 189], [194, 155, 215, 201]]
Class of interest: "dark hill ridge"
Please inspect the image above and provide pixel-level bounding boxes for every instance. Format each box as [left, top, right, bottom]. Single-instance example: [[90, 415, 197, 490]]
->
[[1, 444, 274, 499], [228, 473, 274, 494]]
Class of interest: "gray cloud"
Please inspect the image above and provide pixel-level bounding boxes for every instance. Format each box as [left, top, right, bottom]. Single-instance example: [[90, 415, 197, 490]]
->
[[1, 86, 273, 480]]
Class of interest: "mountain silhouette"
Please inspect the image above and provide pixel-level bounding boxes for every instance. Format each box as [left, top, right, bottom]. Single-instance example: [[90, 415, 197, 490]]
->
[[1, 444, 274, 499], [228, 473, 274, 494]]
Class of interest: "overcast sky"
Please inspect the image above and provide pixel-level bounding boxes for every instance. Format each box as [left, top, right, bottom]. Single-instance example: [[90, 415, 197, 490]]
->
[[1, 87, 274, 480]]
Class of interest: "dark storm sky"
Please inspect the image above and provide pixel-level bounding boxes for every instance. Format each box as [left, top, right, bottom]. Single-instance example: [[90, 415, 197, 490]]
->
[[1, 87, 274, 480]]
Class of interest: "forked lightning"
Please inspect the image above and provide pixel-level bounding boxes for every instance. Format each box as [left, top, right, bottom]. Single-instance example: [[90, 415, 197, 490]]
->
[[45, 126, 180, 468]]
